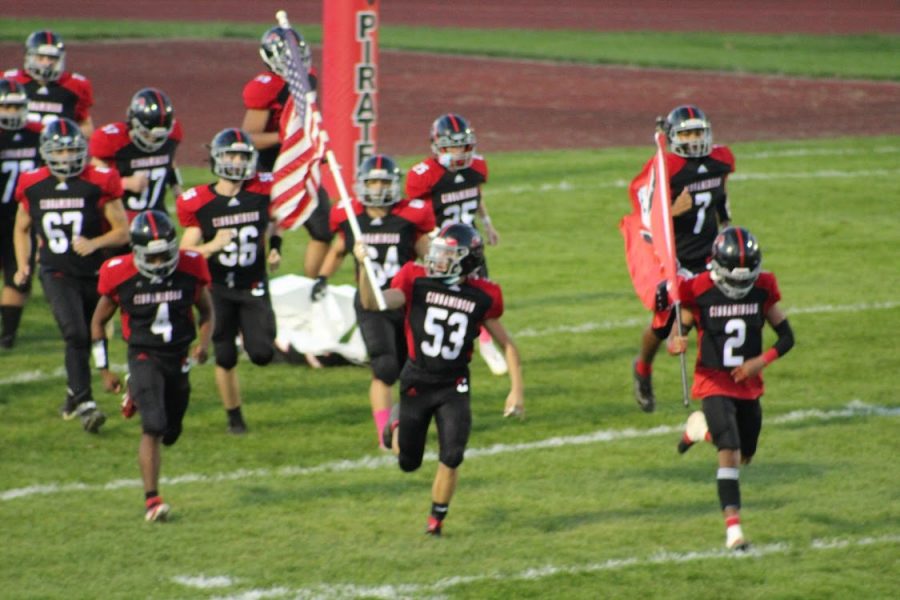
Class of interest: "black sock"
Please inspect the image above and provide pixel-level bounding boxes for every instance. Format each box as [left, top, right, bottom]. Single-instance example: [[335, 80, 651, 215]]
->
[[431, 502, 449, 522], [227, 406, 244, 424], [1, 305, 23, 338], [145, 490, 159, 501]]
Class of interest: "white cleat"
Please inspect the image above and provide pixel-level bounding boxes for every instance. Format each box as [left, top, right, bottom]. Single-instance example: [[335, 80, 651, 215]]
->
[[145, 501, 171, 522], [479, 338, 508, 376]]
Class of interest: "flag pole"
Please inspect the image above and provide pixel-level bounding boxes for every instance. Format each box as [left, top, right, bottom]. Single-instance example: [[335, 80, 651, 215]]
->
[[275, 10, 386, 310]]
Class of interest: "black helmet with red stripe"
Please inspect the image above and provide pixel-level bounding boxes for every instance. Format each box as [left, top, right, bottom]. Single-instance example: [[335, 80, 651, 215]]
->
[[39, 117, 87, 178], [24, 30, 65, 82], [430, 113, 477, 171], [355, 154, 401, 207], [260, 26, 311, 77], [426, 223, 485, 284], [130, 210, 179, 280], [209, 127, 258, 181], [710, 226, 761, 299], [0, 79, 28, 130], [664, 104, 712, 158], [127, 87, 175, 153]]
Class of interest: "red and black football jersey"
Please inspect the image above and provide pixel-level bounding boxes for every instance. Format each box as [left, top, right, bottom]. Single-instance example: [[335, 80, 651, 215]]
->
[[629, 145, 735, 270], [242, 68, 318, 172], [391, 262, 503, 382], [89, 120, 183, 220], [3, 69, 93, 127], [15, 164, 123, 278], [175, 175, 273, 289], [330, 197, 435, 290], [0, 122, 42, 221], [676, 271, 781, 400], [97, 250, 210, 351], [405, 155, 488, 230]]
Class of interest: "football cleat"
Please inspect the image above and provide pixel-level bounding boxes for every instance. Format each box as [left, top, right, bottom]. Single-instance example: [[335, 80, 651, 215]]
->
[[79, 403, 107, 434], [381, 403, 399, 451], [228, 419, 248, 435], [425, 516, 442, 537], [478, 337, 508, 376], [145, 498, 171, 522], [678, 410, 710, 454], [120, 375, 136, 419], [632, 360, 655, 413], [726, 524, 749, 551]]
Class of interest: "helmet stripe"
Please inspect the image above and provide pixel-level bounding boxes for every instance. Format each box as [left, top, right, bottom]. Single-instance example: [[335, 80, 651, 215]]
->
[[58, 118, 68, 135], [146, 211, 160, 239], [734, 227, 746, 267], [153, 90, 166, 126], [448, 114, 461, 132]]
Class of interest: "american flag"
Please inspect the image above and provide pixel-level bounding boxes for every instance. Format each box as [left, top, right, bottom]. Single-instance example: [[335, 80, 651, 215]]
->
[[270, 28, 327, 231]]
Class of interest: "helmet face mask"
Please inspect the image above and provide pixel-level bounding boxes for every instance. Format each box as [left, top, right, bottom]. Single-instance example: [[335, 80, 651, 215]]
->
[[259, 27, 311, 77], [355, 154, 401, 207], [40, 117, 87, 178], [0, 79, 28, 130], [665, 105, 712, 158], [425, 223, 484, 284], [430, 113, 476, 171], [709, 227, 761, 299], [24, 30, 65, 82], [130, 210, 179, 281], [209, 128, 258, 181], [127, 88, 174, 153]]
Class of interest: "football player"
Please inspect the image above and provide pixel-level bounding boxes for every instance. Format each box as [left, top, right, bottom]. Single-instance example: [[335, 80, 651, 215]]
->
[[356, 223, 524, 535], [0, 78, 42, 348], [405, 113, 507, 376], [89, 87, 183, 225], [244, 26, 333, 279], [660, 226, 794, 550], [629, 105, 735, 412], [91, 210, 213, 522], [175, 128, 282, 434], [3, 30, 94, 137], [312, 154, 435, 449], [13, 117, 129, 432]]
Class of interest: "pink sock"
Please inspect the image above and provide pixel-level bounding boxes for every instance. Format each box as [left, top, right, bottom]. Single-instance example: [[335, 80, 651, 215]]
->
[[374, 408, 391, 446], [479, 326, 492, 343]]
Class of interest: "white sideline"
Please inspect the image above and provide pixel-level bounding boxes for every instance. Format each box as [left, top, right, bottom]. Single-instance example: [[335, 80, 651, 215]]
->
[[189, 534, 900, 600], [2, 401, 897, 503], [1, 302, 896, 387]]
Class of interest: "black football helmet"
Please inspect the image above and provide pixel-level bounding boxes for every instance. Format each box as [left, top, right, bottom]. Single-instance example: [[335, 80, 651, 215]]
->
[[0, 79, 28, 131], [127, 88, 175, 153], [664, 104, 712, 158], [40, 117, 87, 178], [426, 223, 485, 284], [24, 30, 66, 82], [260, 26, 312, 77], [709, 226, 762, 299], [355, 154, 402, 207], [209, 128, 258, 181], [130, 210, 179, 280], [430, 113, 477, 171]]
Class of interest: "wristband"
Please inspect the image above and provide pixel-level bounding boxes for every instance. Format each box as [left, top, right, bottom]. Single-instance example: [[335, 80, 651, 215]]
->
[[762, 348, 779, 365], [92, 339, 109, 370], [269, 235, 283, 252]]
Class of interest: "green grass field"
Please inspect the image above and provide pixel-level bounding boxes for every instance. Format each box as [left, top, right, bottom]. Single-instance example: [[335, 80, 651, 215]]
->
[[1, 15, 899, 600], [1, 136, 898, 599]]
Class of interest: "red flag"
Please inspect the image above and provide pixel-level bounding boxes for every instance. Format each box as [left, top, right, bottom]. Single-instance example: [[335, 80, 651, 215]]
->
[[619, 132, 680, 308], [271, 92, 327, 230]]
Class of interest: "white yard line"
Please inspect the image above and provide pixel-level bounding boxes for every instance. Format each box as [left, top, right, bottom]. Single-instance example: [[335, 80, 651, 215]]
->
[[191, 534, 900, 600], [2, 401, 896, 503]]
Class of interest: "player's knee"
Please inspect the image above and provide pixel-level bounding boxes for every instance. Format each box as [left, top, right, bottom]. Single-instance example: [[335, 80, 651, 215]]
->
[[215, 343, 238, 370], [370, 355, 400, 386], [246, 344, 274, 366], [439, 447, 465, 469], [162, 424, 182, 446], [398, 453, 422, 472]]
